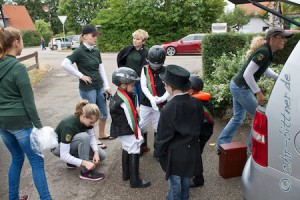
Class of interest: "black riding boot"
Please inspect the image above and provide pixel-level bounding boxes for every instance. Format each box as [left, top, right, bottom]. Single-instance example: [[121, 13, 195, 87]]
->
[[122, 150, 130, 181], [129, 154, 151, 188]]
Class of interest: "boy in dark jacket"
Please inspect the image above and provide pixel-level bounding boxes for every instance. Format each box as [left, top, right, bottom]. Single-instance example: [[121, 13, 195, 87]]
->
[[188, 75, 214, 187], [154, 65, 204, 200]]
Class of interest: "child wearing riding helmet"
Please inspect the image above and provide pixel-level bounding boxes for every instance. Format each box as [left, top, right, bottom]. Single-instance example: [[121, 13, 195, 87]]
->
[[139, 45, 169, 154], [188, 75, 214, 188], [109, 67, 151, 188]]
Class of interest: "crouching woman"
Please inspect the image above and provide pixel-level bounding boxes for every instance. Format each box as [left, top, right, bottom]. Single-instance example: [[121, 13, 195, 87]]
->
[[51, 100, 106, 181]]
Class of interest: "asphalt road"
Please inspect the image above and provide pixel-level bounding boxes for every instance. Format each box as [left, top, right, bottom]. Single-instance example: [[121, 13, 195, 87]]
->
[[0, 47, 249, 200]]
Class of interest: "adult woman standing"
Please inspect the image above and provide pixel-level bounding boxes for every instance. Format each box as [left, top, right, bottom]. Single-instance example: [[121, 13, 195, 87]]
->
[[0, 27, 52, 200], [216, 28, 293, 152], [117, 29, 149, 106], [61, 25, 114, 145]]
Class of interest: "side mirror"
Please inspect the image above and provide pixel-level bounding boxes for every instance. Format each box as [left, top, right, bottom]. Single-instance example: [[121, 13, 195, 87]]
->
[[180, 39, 183, 43]]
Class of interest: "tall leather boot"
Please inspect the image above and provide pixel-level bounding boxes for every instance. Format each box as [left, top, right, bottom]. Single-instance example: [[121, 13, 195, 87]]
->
[[141, 132, 150, 153], [122, 150, 130, 181], [129, 154, 151, 188]]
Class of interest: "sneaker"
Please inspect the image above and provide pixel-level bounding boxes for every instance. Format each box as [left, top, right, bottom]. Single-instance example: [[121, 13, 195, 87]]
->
[[66, 163, 76, 169], [20, 195, 29, 200], [79, 170, 105, 181]]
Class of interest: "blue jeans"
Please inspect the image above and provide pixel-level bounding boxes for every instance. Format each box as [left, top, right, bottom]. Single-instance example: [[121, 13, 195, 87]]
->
[[80, 88, 108, 120], [133, 81, 142, 107], [0, 128, 51, 200], [217, 80, 257, 152], [166, 175, 190, 200]]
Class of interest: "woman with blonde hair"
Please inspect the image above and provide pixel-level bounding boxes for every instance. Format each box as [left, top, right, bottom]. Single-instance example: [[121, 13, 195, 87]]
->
[[117, 29, 149, 106], [51, 100, 107, 181], [0, 27, 52, 200], [217, 28, 293, 153]]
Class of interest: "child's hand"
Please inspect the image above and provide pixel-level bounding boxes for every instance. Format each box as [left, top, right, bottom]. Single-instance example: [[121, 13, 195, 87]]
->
[[150, 97, 159, 111]]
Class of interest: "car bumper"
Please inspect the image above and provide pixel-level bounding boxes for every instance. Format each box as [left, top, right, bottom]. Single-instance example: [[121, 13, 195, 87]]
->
[[242, 157, 300, 200]]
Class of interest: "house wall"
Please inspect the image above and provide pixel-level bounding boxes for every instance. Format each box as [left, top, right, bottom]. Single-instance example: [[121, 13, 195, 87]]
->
[[239, 17, 268, 33]]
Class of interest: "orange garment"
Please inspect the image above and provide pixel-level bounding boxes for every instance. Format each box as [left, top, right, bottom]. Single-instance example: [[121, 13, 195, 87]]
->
[[192, 92, 211, 101]]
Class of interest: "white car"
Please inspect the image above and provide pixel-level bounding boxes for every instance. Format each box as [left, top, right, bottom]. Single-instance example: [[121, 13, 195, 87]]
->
[[242, 41, 300, 200], [68, 35, 80, 50], [48, 37, 71, 50]]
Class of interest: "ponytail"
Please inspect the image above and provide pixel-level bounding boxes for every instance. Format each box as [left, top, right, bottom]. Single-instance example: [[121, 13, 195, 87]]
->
[[0, 27, 21, 59], [74, 100, 100, 119]]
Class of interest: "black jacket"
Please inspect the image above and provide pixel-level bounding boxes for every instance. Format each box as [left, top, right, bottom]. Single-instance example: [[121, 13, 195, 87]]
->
[[154, 94, 204, 179], [117, 45, 148, 76], [109, 92, 137, 138]]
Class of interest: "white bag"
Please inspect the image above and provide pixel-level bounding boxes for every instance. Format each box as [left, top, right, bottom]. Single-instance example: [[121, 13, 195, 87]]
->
[[30, 126, 58, 157]]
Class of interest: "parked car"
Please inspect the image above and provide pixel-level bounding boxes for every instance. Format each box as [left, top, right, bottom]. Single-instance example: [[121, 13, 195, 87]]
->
[[48, 37, 71, 50], [161, 33, 205, 56], [67, 35, 80, 50], [241, 41, 300, 200]]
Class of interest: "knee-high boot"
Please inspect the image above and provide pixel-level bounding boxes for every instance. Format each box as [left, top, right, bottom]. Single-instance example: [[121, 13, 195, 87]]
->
[[141, 132, 150, 153], [122, 150, 130, 181], [129, 154, 151, 188]]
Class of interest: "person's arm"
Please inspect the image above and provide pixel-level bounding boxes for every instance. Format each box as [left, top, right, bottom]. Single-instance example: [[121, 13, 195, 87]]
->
[[98, 63, 111, 93], [264, 68, 278, 80], [243, 61, 265, 105], [16, 65, 42, 128], [140, 67, 159, 110], [61, 58, 83, 79], [87, 129, 100, 164], [155, 91, 170, 104], [87, 129, 98, 153], [243, 61, 261, 94], [60, 143, 82, 167]]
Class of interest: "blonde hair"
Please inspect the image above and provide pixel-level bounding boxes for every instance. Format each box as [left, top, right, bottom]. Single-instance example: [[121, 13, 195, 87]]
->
[[74, 100, 100, 119], [132, 29, 149, 41], [0, 27, 21, 59], [246, 36, 266, 57]]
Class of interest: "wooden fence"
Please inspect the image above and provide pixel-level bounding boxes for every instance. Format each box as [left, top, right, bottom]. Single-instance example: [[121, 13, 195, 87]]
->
[[17, 51, 39, 71]]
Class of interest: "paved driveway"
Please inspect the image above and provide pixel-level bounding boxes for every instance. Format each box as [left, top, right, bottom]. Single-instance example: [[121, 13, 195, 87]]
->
[[0, 47, 248, 200]]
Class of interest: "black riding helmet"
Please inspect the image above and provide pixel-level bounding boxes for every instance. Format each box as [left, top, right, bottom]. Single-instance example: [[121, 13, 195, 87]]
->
[[112, 67, 140, 86], [147, 45, 166, 68], [189, 75, 204, 92]]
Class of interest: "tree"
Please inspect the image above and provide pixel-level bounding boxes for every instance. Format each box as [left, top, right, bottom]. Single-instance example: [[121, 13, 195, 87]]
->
[[35, 19, 52, 43], [92, 0, 226, 51], [218, 7, 252, 32], [57, 0, 107, 33]]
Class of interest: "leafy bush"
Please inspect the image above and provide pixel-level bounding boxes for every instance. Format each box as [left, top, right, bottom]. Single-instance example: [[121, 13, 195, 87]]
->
[[202, 33, 250, 80], [204, 46, 282, 114], [21, 30, 41, 47]]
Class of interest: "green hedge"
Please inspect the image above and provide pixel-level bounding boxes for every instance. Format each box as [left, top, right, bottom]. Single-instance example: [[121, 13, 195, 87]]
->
[[202, 32, 300, 81], [21, 30, 41, 47], [202, 33, 250, 80]]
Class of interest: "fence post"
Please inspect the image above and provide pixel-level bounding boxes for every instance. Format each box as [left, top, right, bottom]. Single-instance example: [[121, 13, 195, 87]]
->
[[35, 51, 39, 69]]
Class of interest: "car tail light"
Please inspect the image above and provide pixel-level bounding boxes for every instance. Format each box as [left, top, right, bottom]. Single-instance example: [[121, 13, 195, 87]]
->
[[252, 107, 268, 167]]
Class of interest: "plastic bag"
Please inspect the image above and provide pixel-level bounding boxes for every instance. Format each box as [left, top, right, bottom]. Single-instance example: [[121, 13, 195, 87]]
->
[[30, 126, 58, 157]]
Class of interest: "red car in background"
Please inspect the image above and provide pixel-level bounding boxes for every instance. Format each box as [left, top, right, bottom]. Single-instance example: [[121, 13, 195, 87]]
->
[[161, 33, 205, 56]]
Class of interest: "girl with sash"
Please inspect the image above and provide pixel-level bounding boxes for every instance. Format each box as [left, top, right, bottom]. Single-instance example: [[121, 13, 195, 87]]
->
[[109, 67, 151, 188], [139, 45, 169, 154]]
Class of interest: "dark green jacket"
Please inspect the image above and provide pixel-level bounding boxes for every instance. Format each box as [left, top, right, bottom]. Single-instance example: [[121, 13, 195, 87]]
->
[[0, 55, 42, 129]]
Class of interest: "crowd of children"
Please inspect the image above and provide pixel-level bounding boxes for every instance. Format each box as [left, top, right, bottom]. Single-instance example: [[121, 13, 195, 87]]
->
[[4, 25, 292, 199]]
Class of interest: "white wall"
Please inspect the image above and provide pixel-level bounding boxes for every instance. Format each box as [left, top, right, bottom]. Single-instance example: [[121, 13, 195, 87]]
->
[[239, 17, 268, 33]]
